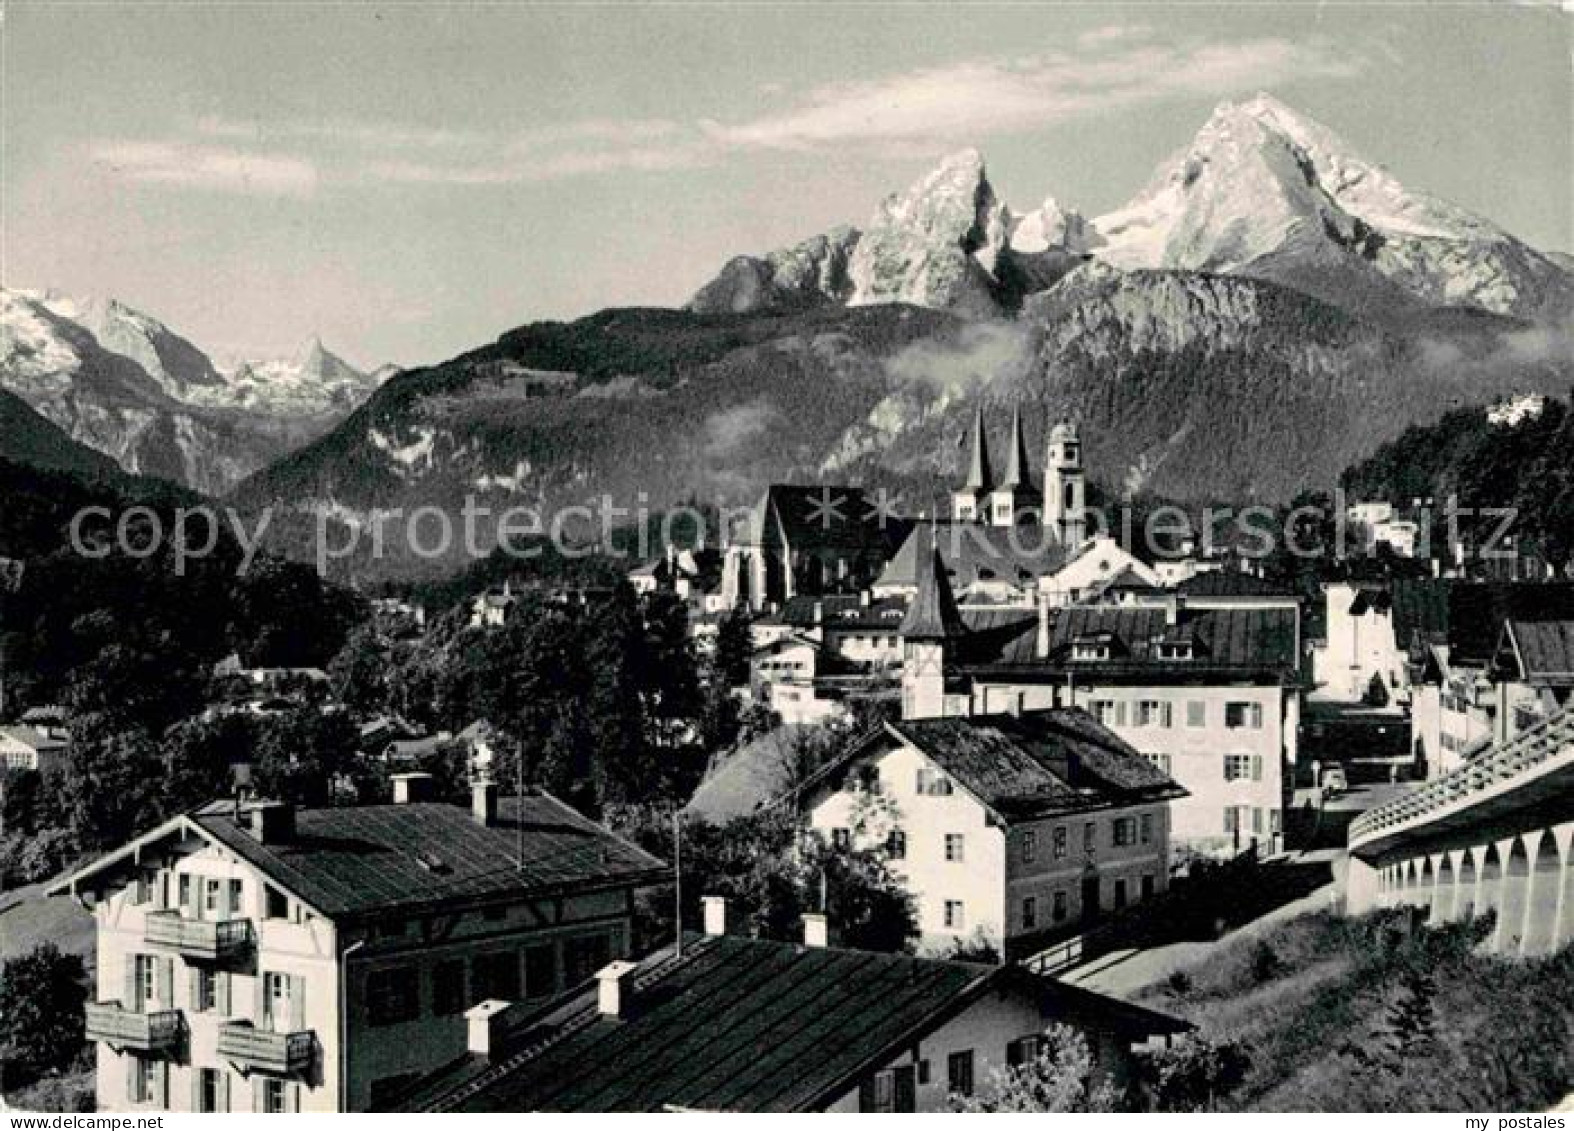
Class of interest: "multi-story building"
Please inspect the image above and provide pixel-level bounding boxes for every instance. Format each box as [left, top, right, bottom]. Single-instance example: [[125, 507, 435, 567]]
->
[[49, 777, 666, 1113], [898, 545, 1299, 857], [399, 901, 1188, 1113], [0, 723, 68, 773], [799, 711, 1183, 956]]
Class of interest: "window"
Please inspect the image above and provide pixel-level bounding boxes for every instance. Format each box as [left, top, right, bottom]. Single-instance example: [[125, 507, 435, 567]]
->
[[473, 951, 522, 1001], [1224, 754, 1263, 782], [129, 1055, 159, 1104], [1052, 827, 1067, 859], [860, 1067, 916, 1113], [885, 830, 907, 860], [433, 960, 466, 1016], [133, 954, 156, 1009], [1186, 700, 1206, 728], [261, 1078, 287, 1114], [1021, 830, 1037, 864], [1145, 752, 1173, 774], [192, 968, 217, 1013], [366, 966, 420, 1026], [854, 765, 882, 794], [227, 879, 243, 917], [831, 827, 852, 851], [197, 1068, 225, 1113], [178, 874, 192, 912], [264, 885, 288, 920], [1091, 699, 1118, 726], [916, 768, 954, 796], [1007, 1036, 1045, 1067], [1225, 702, 1263, 729], [944, 834, 965, 863], [1158, 641, 1193, 661], [525, 944, 557, 999], [1114, 879, 1128, 909], [1112, 817, 1137, 847], [944, 900, 965, 930], [1140, 814, 1153, 844], [204, 880, 221, 917], [947, 1050, 975, 1097], [1142, 874, 1156, 900], [1022, 896, 1038, 931], [565, 934, 612, 986], [1223, 806, 1263, 836], [1052, 891, 1068, 922], [1135, 700, 1171, 728], [1083, 822, 1096, 854]]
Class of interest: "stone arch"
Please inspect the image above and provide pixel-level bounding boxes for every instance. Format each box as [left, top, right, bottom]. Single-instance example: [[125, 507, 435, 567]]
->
[[1419, 857, 1436, 919], [1522, 830, 1563, 956], [1557, 830, 1574, 953], [1432, 854, 1457, 925], [1478, 844, 1505, 946], [1457, 851, 1479, 922], [1496, 837, 1533, 953]]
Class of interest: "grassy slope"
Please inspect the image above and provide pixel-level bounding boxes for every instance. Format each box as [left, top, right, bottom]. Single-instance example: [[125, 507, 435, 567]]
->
[[1137, 908, 1574, 1112]]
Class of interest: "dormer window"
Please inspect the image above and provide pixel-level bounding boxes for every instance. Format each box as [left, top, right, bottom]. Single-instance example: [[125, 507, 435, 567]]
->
[[1072, 641, 1111, 662], [1157, 641, 1194, 661]]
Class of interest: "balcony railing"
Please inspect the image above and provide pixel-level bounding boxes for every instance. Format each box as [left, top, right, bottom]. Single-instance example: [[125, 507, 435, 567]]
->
[[217, 1022, 314, 1076], [145, 911, 253, 961], [84, 1001, 182, 1054], [1350, 707, 1574, 847]]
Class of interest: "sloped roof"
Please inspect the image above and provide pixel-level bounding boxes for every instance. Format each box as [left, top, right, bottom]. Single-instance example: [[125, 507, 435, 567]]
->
[[998, 405, 1035, 491], [968, 605, 1299, 679], [1500, 619, 1574, 686], [733, 485, 911, 554], [901, 530, 968, 641], [402, 933, 1187, 1112], [962, 404, 994, 492], [1177, 571, 1293, 598], [0, 725, 67, 751], [774, 593, 910, 631], [877, 520, 1068, 592], [684, 725, 820, 823]]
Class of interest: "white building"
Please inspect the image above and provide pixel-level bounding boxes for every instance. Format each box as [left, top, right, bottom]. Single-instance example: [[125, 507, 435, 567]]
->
[[0, 724, 68, 774], [49, 779, 665, 1113], [800, 712, 1182, 957]]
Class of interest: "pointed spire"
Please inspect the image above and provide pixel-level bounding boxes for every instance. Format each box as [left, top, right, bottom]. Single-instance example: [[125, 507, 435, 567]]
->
[[999, 404, 1034, 489], [901, 525, 968, 641], [963, 403, 994, 492]]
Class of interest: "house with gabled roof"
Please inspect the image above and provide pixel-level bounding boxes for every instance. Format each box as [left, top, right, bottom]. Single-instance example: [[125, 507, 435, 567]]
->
[[47, 777, 666, 1113], [799, 710, 1184, 956], [397, 903, 1187, 1113], [0, 723, 68, 773]]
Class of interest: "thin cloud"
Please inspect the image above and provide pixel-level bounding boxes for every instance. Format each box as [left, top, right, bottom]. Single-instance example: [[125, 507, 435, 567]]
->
[[704, 36, 1361, 151], [87, 141, 319, 197]]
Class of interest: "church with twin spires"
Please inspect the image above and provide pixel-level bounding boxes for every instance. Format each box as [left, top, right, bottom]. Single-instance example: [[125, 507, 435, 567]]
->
[[950, 404, 1087, 546]]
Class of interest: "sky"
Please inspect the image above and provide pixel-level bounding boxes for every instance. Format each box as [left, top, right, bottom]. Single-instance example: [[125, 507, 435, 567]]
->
[[2, 2, 1570, 368]]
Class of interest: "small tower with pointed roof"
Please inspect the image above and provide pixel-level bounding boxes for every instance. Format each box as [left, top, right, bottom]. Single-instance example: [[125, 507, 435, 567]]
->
[[1044, 417, 1086, 547], [951, 404, 994, 523], [987, 404, 1038, 526], [900, 526, 968, 720]]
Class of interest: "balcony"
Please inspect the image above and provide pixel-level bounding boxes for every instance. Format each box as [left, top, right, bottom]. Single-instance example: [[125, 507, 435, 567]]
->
[[145, 911, 254, 961], [217, 1022, 315, 1076], [84, 1001, 182, 1054]]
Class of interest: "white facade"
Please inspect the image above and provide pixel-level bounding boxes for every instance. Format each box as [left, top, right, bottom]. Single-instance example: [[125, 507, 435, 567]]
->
[[1312, 582, 1408, 703]]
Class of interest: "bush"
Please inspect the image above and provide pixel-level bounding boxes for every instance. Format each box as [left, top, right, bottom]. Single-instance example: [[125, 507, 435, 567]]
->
[[950, 1024, 1119, 1112], [0, 943, 88, 1082], [1139, 1034, 1252, 1111], [1250, 941, 1286, 984]]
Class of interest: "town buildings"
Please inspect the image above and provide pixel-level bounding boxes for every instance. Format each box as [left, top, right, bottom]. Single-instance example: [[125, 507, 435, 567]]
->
[[800, 711, 1183, 956], [49, 779, 666, 1112], [399, 903, 1187, 1113], [0, 722, 68, 773]]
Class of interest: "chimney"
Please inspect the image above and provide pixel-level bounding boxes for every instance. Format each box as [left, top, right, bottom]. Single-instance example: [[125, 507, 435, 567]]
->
[[1165, 594, 1183, 627], [248, 801, 295, 845], [1035, 592, 1051, 659], [465, 999, 513, 1058], [392, 771, 436, 804], [802, 912, 830, 949], [596, 960, 639, 1018], [472, 778, 499, 826], [860, 589, 871, 608], [813, 601, 823, 625], [702, 895, 733, 937]]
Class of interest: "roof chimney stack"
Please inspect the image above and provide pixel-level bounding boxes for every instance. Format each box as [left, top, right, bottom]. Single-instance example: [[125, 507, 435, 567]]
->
[[702, 895, 733, 937], [597, 960, 639, 1018], [1036, 590, 1051, 659], [465, 999, 513, 1058], [802, 912, 830, 949], [392, 771, 436, 804], [248, 801, 295, 845], [472, 777, 499, 826]]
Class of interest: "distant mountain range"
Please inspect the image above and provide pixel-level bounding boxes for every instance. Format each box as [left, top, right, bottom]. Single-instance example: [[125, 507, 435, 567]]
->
[[15, 96, 1570, 579], [0, 288, 396, 493]]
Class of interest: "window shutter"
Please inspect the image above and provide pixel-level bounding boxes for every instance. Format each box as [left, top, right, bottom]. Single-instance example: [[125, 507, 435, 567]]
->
[[217, 971, 232, 1016], [1252, 755, 1263, 781], [1162, 703, 1173, 727], [218, 1071, 230, 1113], [256, 971, 268, 1027], [127, 1058, 140, 1102], [156, 958, 174, 1009], [154, 1061, 168, 1108], [287, 1083, 301, 1114], [858, 1078, 876, 1113], [289, 975, 306, 1033], [188, 968, 201, 1012], [191, 1068, 203, 1111], [1115, 701, 1127, 726], [253, 1078, 267, 1113], [124, 955, 139, 1008]]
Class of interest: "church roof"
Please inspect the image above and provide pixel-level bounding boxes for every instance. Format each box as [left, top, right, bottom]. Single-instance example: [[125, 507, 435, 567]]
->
[[962, 404, 994, 493], [876, 521, 1069, 593], [733, 485, 912, 554], [998, 404, 1035, 491], [900, 527, 968, 641]]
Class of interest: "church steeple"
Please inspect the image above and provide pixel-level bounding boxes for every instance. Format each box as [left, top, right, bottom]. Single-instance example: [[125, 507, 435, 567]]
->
[[1044, 417, 1087, 547], [901, 524, 966, 720], [987, 404, 1038, 526], [999, 404, 1032, 490], [952, 405, 994, 522]]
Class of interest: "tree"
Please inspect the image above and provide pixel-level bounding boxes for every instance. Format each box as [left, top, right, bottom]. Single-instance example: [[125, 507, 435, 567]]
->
[[712, 607, 753, 687], [0, 943, 87, 1079], [250, 709, 359, 807], [950, 1024, 1119, 1112], [1138, 1034, 1252, 1111], [55, 714, 166, 852]]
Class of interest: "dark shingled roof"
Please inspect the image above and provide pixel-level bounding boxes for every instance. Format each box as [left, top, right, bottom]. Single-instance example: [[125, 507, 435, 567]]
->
[[876, 520, 1069, 592], [188, 796, 667, 922], [733, 485, 912, 554], [771, 593, 910, 631], [963, 403, 994, 492], [1500, 619, 1574, 686], [799, 710, 1184, 822], [900, 527, 968, 641], [968, 605, 1299, 680], [1177, 571, 1294, 598], [403, 933, 1188, 1112]]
